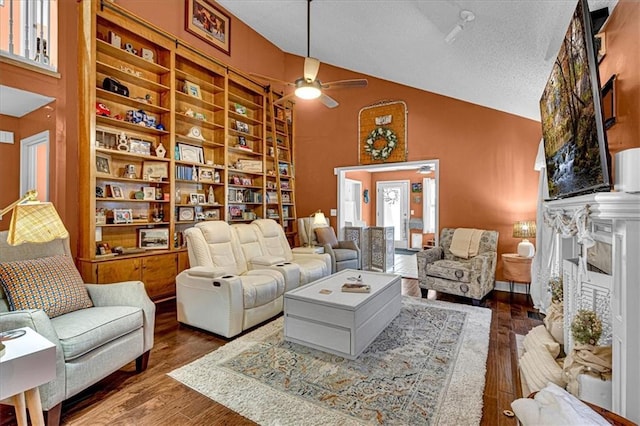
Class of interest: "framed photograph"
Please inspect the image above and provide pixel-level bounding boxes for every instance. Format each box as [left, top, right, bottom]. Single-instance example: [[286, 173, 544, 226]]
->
[[234, 103, 247, 116], [237, 135, 247, 147], [178, 206, 195, 222], [241, 177, 252, 186], [411, 183, 423, 193], [235, 121, 249, 133], [197, 193, 206, 205], [142, 161, 169, 180], [96, 153, 112, 176], [128, 138, 152, 156], [232, 176, 241, 185], [204, 209, 220, 220], [143, 186, 156, 200], [189, 193, 199, 204], [178, 143, 204, 163], [183, 80, 202, 99], [185, 0, 231, 55], [138, 228, 169, 250], [198, 168, 214, 182], [109, 184, 124, 199], [113, 208, 133, 224]]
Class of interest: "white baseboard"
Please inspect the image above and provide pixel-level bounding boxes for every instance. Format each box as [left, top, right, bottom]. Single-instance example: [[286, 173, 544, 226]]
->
[[495, 280, 530, 295]]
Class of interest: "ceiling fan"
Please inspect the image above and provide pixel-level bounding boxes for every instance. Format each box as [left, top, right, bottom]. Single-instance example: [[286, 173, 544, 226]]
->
[[251, 0, 367, 108]]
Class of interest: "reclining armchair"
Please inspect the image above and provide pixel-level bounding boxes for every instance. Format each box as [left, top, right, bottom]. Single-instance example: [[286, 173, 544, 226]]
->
[[178, 221, 286, 337], [0, 232, 155, 426], [298, 217, 360, 273], [417, 228, 498, 304], [253, 219, 331, 284]]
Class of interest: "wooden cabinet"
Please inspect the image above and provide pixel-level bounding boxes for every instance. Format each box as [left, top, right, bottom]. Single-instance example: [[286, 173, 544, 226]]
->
[[78, 1, 296, 300], [80, 253, 178, 301]]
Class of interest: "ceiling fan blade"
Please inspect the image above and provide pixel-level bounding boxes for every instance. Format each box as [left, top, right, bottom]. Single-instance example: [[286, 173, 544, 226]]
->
[[322, 79, 368, 90], [303, 57, 320, 82], [273, 92, 297, 106], [318, 93, 339, 109], [249, 72, 295, 87]]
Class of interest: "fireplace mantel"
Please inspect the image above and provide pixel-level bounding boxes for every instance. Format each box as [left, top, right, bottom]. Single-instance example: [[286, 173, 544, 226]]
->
[[545, 191, 640, 422]]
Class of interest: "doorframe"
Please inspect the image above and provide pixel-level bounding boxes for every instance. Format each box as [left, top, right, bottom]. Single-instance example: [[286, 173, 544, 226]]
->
[[341, 178, 363, 225], [20, 130, 50, 200], [334, 159, 440, 241]]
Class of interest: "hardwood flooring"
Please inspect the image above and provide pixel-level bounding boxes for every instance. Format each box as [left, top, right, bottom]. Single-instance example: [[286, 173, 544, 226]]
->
[[0, 279, 542, 426]]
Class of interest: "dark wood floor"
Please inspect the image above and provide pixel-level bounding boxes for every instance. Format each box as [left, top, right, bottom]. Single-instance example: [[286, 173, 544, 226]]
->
[[1, 279, 542, 425]]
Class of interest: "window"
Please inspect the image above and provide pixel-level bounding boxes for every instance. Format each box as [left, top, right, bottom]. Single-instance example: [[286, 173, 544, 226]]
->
[[0, 0, 57, 71]]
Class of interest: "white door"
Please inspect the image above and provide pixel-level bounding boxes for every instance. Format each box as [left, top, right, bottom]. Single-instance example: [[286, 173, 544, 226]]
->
[[376, 180, 409, 248], [343, 178, 362, 226]]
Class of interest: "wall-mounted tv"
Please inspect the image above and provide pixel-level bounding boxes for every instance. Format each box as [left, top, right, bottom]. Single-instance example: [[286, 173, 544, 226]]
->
[[540, 0, 610, 200]]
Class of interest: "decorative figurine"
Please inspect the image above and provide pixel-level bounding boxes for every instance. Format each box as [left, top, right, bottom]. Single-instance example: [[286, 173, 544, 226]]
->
[[155, 142, 166, 158], [117, 132, 129, 151], [214, 171, 220, 183], [192, 165, 198, 181], [208, 186, 215, 204]]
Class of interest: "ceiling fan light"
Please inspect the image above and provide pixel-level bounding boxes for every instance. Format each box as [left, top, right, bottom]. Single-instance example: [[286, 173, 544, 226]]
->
[[295, 85, 321, 99]]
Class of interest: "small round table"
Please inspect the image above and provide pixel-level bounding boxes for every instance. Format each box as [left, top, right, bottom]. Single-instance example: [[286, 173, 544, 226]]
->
[[502, 253, 532, 296]]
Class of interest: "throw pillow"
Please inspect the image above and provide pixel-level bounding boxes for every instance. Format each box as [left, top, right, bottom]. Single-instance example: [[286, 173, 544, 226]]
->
[[315, 227, 339, 249], [524, 324, 561, 359], [0, 255, 93, 318], [519, 346, 565, 393]]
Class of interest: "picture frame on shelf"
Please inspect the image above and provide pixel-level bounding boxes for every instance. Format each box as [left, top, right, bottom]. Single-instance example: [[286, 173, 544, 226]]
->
[[237, 135, 247, 147], [197, 193, 206, 205], [183, 80, 202, 99], [109, 184, 124, 199], [204, 209, 220, 220], [235, 121, 249, 133], [142, 161, 169, 180], [198, 168, 214, 182], [178, 143, 204, 163], [128, 138, 152, 156], [178, 206, 195, 222], [189, 193, 199, 205], [234, 103, 247, 116], [241, 177, 252, 186], [185, 0, 231, 55], [96, 153, 112, 176], [232, 176, 241, 185], [138, 228, 170, 250], [113, 208, 133, 224], [143, 186, 156, 200]]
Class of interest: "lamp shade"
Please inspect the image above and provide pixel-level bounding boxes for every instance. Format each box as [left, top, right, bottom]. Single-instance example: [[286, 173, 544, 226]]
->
[[513, 221, 536, 239], [312, 210, 326, 225], [7, 202, 69, 245]]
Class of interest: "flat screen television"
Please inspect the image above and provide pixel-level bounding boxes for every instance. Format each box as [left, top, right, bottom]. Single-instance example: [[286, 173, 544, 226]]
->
[[540, 0, 610, 200]]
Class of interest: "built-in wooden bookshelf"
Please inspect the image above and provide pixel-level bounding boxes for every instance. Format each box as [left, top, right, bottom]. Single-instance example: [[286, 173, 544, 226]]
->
[[78, 0, 297, 300]]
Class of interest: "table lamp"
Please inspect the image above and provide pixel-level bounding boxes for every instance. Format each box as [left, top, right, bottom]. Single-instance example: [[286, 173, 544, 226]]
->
[[0, 190, 69, 245], [306, 210, 326, 247], [513, 220, 536, 258]]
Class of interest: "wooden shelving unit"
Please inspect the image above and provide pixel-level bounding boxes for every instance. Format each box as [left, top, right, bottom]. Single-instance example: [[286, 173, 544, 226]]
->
[[78, 1, 296, 300]]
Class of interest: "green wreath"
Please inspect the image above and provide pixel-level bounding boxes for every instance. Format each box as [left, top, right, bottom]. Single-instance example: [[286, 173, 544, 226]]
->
[[365, 127, 398, 160]]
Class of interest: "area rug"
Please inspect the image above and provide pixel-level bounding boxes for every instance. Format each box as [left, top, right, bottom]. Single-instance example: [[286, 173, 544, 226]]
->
[[168, 297, 491, 425]]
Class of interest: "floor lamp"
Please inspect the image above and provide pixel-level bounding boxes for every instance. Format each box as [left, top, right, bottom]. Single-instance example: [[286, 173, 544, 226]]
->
[[306, 210, 326, 247]]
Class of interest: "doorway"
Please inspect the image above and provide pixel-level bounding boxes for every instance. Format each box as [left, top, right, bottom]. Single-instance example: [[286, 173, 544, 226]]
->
[[376, 180, 409, 248], [20, 130, 50, 200], [342, 178, 362, 225]]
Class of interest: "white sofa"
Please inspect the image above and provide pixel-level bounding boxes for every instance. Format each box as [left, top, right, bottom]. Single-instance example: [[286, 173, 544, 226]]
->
[[178, 221, 285, 338]]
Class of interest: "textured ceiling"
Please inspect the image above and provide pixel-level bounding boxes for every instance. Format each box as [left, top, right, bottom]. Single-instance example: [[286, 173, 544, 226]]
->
[[218, 0, 618, 121]]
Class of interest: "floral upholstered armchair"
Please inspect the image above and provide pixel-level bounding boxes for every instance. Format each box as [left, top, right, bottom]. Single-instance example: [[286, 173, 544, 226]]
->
[[417, 228, 499, 304]]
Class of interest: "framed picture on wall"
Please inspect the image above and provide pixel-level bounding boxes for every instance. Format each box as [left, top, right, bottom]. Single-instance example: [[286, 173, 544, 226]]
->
[[411, 183, 422, 193], [185, 0, 231, 55]]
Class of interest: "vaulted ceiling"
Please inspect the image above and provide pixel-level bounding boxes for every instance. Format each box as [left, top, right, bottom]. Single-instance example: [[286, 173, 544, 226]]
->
[[218, 0, 618, 121]]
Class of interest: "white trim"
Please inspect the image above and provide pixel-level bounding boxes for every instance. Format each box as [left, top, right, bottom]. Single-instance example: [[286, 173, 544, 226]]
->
[[20, 130, 49, 200]]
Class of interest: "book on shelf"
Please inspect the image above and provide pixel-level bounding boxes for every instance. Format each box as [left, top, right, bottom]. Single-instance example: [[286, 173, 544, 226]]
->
[[341, 283, 371, 293]]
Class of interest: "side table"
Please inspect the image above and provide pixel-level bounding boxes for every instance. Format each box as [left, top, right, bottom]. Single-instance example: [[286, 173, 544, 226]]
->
[[0, 327, 56, 426], [292, 246, 324, 254], [502, 253, 532, 296]]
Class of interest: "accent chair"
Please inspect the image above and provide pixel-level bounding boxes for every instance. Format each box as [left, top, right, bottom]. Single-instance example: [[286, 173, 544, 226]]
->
[[416, 227, 498, 304]]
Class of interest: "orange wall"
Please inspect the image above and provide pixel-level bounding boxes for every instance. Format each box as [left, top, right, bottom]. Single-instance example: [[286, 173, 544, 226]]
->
[[0, 0, 78, 247], [597, 0, 640, 155]]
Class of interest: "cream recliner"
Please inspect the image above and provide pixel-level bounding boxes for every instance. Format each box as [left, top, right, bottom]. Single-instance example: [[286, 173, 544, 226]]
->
[[177, 221, 285, 337], [253, 219, 331, 284], [232, 223, 301, 292]]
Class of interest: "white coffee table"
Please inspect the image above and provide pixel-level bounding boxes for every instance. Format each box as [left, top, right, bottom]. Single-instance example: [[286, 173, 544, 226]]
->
[[284, 269, 401, 359]]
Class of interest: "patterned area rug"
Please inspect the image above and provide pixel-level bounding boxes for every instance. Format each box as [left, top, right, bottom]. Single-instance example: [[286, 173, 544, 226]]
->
[[168, 297, 491, 425]]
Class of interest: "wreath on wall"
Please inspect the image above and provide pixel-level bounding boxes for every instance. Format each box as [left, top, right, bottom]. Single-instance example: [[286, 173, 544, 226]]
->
[[364, 127, 398, 160]]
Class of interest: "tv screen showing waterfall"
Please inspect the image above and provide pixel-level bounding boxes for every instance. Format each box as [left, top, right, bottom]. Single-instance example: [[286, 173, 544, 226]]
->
[[540, 0, 610, 200]]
